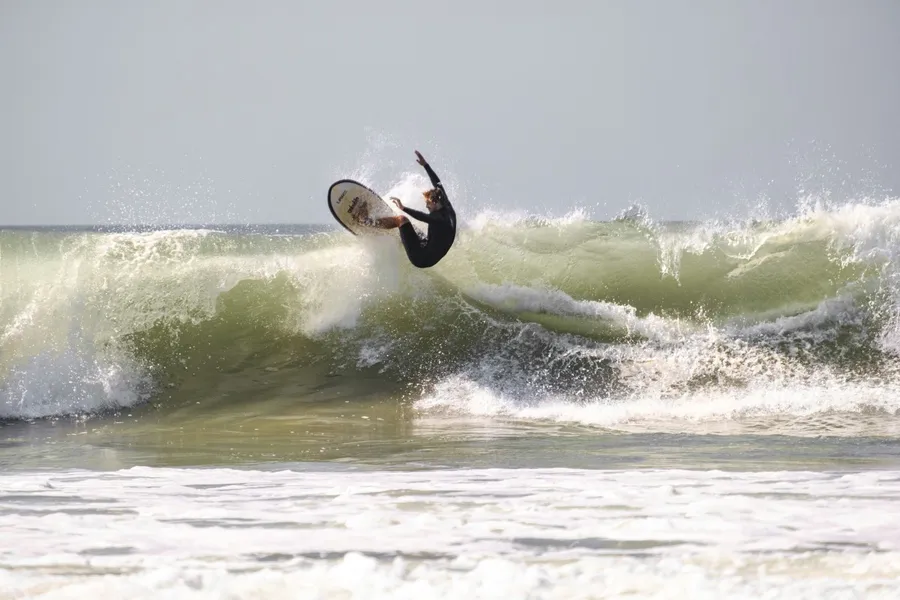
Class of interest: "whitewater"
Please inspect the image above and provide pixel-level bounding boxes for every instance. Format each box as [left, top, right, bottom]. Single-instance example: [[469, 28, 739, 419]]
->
[[3, 185, 900, 598]]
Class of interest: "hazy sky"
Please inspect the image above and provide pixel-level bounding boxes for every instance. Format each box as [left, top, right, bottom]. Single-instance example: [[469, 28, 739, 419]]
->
[[2, 0, 899, 225]]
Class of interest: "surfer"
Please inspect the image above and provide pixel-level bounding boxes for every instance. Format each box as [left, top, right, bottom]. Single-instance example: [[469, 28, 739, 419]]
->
[[356, 150, 457, 269]]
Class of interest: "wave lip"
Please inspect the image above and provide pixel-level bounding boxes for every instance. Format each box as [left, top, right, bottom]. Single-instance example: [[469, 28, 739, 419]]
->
[[464, 282, 692, 342]]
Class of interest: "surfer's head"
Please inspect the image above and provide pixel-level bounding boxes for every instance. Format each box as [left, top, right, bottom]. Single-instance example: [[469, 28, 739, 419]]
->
[[423, 188, 444, 211]]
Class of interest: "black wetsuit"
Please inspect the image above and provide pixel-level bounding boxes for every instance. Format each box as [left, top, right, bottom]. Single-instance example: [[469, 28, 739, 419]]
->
[[398, 162, 457, 268]]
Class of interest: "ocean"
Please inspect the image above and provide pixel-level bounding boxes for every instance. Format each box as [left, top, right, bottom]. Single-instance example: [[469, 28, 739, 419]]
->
[[3, 197, 900, 598]]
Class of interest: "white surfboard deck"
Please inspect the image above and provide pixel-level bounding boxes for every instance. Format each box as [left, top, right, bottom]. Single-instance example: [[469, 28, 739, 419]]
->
[[327, 179, 398, 237]]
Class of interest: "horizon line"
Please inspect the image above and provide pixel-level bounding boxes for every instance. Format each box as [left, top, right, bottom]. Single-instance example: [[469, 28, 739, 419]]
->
[[0, 222, 337, 228]]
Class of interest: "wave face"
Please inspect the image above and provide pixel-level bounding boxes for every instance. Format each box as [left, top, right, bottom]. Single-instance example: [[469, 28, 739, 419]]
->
[[3, 197, 900, 432]]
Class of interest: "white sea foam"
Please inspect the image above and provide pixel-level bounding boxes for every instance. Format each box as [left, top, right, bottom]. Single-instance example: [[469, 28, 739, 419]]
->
[[415, 289, 900, 434], [466, 207, 591, 232], [0, 340, 151, 419], [415, 374, 900, 435], [1, 467, 898, 598]]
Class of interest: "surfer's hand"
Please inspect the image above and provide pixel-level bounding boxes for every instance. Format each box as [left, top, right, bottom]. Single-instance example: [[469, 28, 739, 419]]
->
[[391, 197, 404, 210], [414, 151, 426, 166]]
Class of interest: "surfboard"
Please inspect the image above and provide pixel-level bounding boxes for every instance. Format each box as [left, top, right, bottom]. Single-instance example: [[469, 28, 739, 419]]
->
[[327, 179, 397, 236]]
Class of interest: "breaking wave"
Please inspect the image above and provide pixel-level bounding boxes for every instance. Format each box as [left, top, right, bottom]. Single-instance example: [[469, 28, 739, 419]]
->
[[3, 195, 900, 433]]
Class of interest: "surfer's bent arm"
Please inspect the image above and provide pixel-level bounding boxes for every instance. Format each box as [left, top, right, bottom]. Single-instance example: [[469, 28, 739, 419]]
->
[[402, 206, 447, 225]]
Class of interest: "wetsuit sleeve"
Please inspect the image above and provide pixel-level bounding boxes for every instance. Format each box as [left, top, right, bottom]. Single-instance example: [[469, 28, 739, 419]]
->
[[402, 206, 449, 225], [422, 162, 444, 192]]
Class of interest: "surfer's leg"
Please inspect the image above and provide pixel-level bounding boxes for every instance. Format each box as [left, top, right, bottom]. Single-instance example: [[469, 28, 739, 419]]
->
[[398, 222, 430, 267], [350, 202, 370, 224], [352, 203, 406, 229], [373, 215, 408, 229]]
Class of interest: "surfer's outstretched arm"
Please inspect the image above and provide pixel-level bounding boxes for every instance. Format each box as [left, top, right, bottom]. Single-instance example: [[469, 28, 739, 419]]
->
[[391, 196, 446, 226], [402, 206, 447, 225], [415, 150, 444, 192], [422, 163, 442, 190]]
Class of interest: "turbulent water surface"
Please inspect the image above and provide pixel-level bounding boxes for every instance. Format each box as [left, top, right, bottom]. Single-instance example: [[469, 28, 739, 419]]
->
[[3, 196, 900, 597]]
